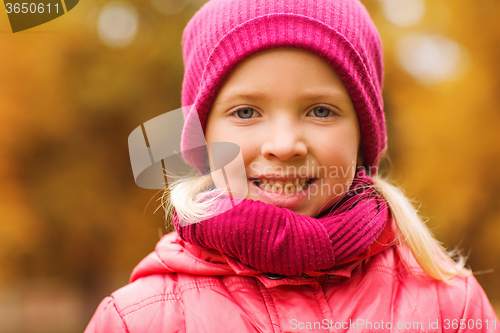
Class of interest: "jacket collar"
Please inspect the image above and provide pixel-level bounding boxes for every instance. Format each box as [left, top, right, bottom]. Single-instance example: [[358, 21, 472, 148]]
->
[[131, 219, 397, 288]]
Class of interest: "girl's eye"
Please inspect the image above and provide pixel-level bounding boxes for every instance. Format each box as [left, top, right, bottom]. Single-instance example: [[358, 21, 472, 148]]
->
[[233, 107, 256, 119], [309, 106, 336, 118]]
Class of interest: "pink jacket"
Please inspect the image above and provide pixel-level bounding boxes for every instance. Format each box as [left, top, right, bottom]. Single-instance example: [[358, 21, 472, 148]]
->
[[85, 230, 499, 332]]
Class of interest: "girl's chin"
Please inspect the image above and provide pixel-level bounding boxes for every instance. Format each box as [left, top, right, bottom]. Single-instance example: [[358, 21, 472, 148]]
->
[[247, 194, 314, 216]]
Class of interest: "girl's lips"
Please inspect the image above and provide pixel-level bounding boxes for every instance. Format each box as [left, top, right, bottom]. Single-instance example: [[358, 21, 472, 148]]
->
[[250, 179, 316, 208]]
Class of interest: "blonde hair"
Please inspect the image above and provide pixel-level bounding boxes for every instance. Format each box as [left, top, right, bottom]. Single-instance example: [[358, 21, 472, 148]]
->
[[161, 166, 470, 283], [370, 173, 470, 282]]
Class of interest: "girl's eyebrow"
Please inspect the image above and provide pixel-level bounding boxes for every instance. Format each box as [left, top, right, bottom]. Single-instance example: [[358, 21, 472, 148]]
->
[[216, 89, 351, 106], [299, 90, 352, 104], [215, 90, 268, 106]]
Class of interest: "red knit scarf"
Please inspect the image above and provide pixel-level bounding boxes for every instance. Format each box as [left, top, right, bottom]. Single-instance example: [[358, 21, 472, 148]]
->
[[173, 167, 390, 276]]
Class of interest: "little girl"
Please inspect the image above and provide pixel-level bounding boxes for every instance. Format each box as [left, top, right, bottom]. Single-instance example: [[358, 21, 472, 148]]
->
[[85, 0, 499, 332]]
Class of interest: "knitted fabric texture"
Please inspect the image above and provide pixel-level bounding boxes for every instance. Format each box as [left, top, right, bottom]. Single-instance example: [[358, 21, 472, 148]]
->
[[180, 0, 386, 174], [173, 167, 390, 276]]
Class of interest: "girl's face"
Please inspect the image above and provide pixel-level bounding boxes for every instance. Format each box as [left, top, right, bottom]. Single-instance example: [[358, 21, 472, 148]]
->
[[205, 48, 361, 217]]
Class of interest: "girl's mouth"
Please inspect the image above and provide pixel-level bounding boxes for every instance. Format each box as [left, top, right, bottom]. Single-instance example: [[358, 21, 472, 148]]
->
[[251, 178, 315, 193], [249, 178, 317, 208]]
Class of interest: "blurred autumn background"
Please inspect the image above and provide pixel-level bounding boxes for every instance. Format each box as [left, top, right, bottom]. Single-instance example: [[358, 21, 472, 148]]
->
[[0, 0, 499, 332]]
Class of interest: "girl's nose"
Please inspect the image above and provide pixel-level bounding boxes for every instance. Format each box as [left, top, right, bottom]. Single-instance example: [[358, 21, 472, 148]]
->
[[260, 118, 307, 161]]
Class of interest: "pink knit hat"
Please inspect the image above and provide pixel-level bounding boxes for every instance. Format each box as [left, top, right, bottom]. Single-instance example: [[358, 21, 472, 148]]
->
[[180, 0, 386, 174]]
